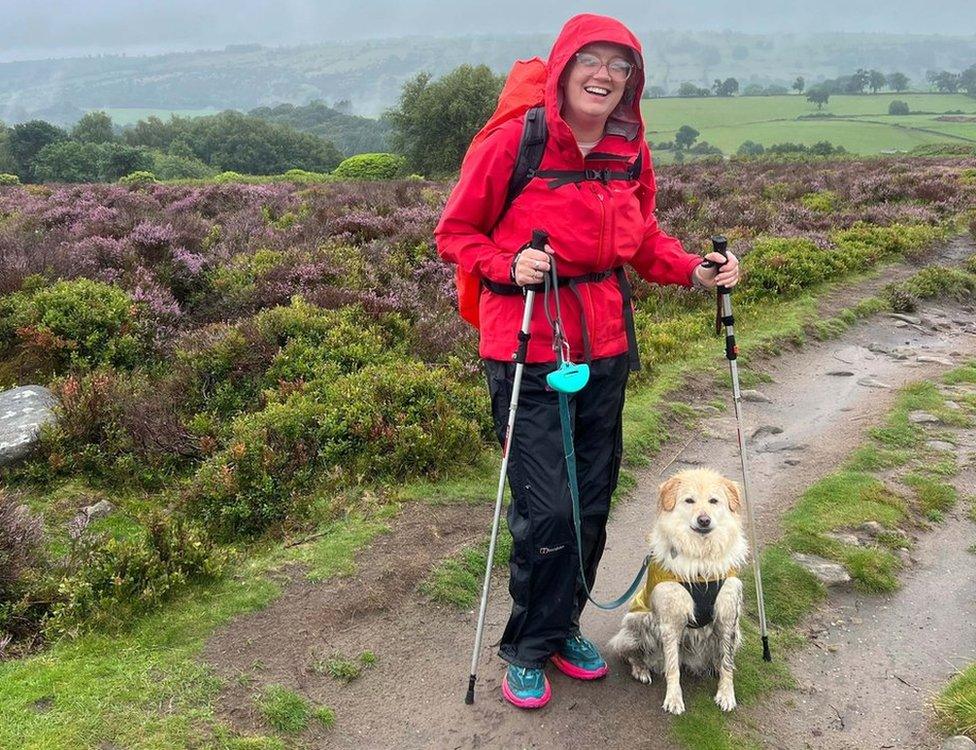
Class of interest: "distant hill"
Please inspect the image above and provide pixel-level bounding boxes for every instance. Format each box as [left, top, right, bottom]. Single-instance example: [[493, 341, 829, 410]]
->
[[0, 31, 974, 122], [248, 101, 392, 156]]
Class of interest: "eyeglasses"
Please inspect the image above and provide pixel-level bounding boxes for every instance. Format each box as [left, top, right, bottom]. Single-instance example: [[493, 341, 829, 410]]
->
[[574, 52, 634, 82]]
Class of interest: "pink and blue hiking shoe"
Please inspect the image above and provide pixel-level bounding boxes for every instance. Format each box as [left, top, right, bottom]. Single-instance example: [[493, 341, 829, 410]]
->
[[502, 665, 551, 709], [550, 633, 609, 680]]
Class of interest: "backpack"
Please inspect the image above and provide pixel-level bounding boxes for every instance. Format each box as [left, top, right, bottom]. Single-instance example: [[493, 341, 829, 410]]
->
[[454, 58, 643, 329]]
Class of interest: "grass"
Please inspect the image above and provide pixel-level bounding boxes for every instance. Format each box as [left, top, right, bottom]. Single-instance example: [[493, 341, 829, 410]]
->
[[255, 685, 333, 734], [935, 664, 976, 739], [903, 473, 958, 515], [642, 93, 976, 158], [311, 650, 376, 684], [0, 510, 380, 749]]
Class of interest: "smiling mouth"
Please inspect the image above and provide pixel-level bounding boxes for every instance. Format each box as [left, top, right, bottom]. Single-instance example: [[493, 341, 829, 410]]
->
[[691, 526, 713, 535], [584, 86, 610, 97]]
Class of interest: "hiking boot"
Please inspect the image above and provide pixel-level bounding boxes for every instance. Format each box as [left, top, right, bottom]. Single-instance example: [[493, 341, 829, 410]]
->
[[550, 633, 609, 680], [501, 665, 551, 709]]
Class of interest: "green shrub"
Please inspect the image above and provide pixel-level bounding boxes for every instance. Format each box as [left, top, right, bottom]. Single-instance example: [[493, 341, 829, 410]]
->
[[831, 222, 943, 261], [331, 153, 406, 180], [46, 514, 226, 638], [0, 493, 46, 641], [211, 248, 286, 306], [256, 685, 332, 733], [152, 153, 218, 180], [0, 173, 20, 186], [888, 100, 910, 116], [118, 170, 157, 185], [0, 278, 147, 373], [800, 190, 841, 213], [186, 361, 488, 538], [214, 170, 246, 183]]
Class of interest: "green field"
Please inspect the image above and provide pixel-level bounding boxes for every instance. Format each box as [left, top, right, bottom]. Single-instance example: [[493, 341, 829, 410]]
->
[[102, 107, 222, 126], [642, 93, 976, 160]]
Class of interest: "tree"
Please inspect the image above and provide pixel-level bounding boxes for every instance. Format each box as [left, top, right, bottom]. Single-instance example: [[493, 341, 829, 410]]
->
[[712, 77, 739, 97], [845, 69, 870, 94], [792, 76, 805, 94], [386, 64, 502, 176], [0, 122, 15, 174], [888, 100, 910, 116], [674, 125, 700, 150], [806, 90, 830, 110], [959, 65, 976, 95], [101, 144, 153, 180], [888, 72, 910, 92], [9, 120, 66, 182], [643, 86, 667, 99], [32, 141, 104, 182], [868, 70, 887, 94], [677, 82, 710, 97], [927, 70, 960, 93], [72, 111, 115, 144], [737, 140, 764, 156]]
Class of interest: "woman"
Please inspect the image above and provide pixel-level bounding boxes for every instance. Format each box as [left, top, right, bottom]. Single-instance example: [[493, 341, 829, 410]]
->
[[435, 13, 740, 710]]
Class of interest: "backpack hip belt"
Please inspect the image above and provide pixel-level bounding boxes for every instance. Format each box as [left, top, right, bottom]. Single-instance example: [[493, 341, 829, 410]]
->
[[483, 267, 640, 372]]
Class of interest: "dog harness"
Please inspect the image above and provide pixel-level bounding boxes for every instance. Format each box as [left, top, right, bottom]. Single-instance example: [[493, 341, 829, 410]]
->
[[629, 561, 738, 629]]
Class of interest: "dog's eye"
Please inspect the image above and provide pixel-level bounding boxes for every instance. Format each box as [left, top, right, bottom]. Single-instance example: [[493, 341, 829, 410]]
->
[[709, 497, 719, 504], [683, 497, 694, 504]]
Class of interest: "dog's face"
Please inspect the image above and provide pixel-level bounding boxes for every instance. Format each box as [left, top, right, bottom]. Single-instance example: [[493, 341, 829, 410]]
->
[[655, 468, 742, 554]]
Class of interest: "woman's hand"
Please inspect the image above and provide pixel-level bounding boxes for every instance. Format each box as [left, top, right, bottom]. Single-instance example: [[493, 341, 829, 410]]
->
[[512, 244, 554, 286], [694, 251, 740, 289]]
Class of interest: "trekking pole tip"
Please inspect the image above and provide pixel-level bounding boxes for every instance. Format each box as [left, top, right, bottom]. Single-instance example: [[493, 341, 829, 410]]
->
[[465, 675, 477, 704], [762, 635, 772, 662]]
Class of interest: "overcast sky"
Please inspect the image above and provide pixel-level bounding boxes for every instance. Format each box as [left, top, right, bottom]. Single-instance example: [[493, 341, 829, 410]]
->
[[3, 0, 976, 62]]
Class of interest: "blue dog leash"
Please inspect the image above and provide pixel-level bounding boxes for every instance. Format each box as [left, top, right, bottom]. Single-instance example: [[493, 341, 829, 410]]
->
[[543, 254, 650, 611]]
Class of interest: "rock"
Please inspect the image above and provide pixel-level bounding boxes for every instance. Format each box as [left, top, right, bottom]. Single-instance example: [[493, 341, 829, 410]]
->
[[824, 532, 861, 547], [693, 404, 721, 416], [909, 411, 941, 424], [917, 355, 954, 366], [860, 521, 884, 536], [867, 342, 891, 355], [891, 346, 914, 359], [741, 389, 772, 403], [944, 400, 962, 410], [750, 425, 783, 442], [791, 553, 852, 586], [784, 459, 801, 466], [926, 440, 956, 452], [942, 736, 976, 750], [83, 500, 115, 520], [826, 370, 854, 377], [759, 440, 806, 453], [888, 313, 922, 325], [0, 385, 57, 467], [857, 377, 891, 389]]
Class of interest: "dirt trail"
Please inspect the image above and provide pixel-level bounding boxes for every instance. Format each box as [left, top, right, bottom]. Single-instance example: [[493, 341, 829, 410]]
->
[[203, 240, 976, 749]]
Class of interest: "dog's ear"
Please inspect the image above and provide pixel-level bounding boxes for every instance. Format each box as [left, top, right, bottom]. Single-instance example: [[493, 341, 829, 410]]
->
[[723, 478, 742, 513], [658, 475, 682, 512]]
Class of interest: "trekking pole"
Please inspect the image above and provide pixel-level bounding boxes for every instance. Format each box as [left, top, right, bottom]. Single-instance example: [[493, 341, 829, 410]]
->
[[465, 228, 548, 705], [703, 235, 772, 662]]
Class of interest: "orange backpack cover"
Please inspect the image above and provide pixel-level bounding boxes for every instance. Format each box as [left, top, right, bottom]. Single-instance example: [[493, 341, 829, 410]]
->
[[455, 57, 547, 328]]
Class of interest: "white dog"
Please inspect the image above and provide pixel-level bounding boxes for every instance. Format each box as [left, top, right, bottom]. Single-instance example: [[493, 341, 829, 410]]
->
[[608, 468, 749, 715]]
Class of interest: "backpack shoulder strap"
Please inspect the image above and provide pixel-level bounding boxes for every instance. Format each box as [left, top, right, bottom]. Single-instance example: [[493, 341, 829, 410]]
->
[[503, 106, 547, 214]]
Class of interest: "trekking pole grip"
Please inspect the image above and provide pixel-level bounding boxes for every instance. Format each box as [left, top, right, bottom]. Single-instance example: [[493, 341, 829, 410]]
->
[[710, 234, 729, 295], [531, 228, 549, 252]]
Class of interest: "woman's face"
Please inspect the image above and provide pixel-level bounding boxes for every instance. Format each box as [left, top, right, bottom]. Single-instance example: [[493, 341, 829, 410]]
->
[[561, 42, 633, 129]]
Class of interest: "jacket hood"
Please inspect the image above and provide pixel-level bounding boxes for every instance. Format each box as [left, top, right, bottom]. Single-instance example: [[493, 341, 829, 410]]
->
[[545, 13, 646, 158]]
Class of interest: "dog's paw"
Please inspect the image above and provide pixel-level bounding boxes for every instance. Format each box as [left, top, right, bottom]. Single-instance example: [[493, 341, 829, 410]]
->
[[662, 690, 685, 715], [630, 664, 653, 684], [714, 687, 737, 712]]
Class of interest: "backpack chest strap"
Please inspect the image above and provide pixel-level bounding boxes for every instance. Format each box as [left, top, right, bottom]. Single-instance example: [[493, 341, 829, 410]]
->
[[533, 168, 637, 189]]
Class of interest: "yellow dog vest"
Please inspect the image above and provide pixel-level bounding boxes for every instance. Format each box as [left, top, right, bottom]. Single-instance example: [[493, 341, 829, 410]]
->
[[629, 562, 738, 628]]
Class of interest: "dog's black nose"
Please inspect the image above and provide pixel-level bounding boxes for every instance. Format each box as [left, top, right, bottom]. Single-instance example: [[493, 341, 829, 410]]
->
[[697, 514, 711, 527]]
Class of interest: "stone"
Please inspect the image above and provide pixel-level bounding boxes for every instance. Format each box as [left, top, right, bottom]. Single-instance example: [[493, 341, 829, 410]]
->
[[0, 385, 57, 467], [741, 389, 772, 403], [944, 401, 962, 410], [942, 736, 976, 750], [857, 377, 891, 389], [791, 553, 852, 586], [750, 425, 783, 442], [824, 532, 861, 547], [83, 500, 115, 520], [888, 313, 921, 325], [867, 341, 891, 355], [926, 440, 956, 452], [826, 370, 854, 377], [917, 355, 954, 366], [909, 411, 941, 424], [859, 521, 884, 536]]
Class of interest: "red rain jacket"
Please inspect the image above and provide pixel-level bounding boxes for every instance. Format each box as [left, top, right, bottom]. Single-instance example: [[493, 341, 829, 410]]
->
[[434, 13, 703, 364]]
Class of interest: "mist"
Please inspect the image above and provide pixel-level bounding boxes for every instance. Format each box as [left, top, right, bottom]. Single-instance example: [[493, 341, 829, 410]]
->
[[3, 0, 976, 63]]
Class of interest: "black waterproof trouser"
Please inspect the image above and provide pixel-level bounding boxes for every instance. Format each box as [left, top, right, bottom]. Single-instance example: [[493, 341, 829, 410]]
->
[[484, 353, 630, 668]]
